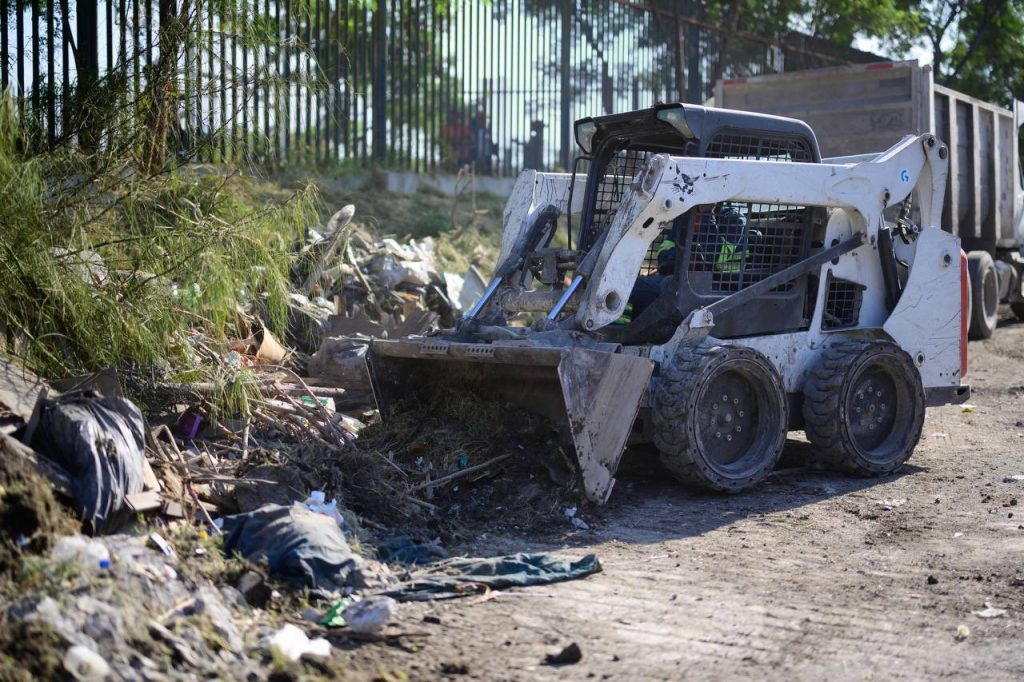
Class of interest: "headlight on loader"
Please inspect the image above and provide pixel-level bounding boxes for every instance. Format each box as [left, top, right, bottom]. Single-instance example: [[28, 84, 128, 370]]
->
[[656, 105, 695, 139]]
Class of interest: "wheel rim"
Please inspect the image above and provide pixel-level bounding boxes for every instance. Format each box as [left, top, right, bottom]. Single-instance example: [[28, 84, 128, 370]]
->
[[983, 267, 998, 319], [845, 359, 909, 460], [695, 361, 776, 478]]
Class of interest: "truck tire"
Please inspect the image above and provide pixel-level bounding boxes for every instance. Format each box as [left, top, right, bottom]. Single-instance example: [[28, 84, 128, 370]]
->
[[803, 340, 925, 475], [967, 250, 998, 339], [1012, 302, 1024, 322], [651, 345, 787, 492]]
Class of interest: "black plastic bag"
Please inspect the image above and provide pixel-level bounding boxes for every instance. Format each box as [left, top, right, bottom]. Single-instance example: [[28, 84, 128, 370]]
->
[[31, 391, 146, 533]]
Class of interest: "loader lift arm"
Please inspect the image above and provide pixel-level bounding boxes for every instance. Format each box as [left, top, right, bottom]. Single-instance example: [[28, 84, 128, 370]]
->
[[576, 134, 949, 332]]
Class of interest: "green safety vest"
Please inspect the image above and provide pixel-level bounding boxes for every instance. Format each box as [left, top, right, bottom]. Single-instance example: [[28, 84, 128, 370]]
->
[[617, 235, 745, 325], [659, 235, 745, 273], [715, 238, 746, 273]]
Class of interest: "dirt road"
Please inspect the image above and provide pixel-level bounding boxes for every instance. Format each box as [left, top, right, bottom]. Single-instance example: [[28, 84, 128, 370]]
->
[[352, 321, 1024, 681]]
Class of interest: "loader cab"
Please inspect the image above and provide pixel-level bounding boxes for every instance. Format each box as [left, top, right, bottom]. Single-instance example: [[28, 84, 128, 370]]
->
[[571, 103, 826, 341]]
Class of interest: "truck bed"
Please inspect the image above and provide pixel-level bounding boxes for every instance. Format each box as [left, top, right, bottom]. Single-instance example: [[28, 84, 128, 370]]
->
[[716, 60, 1023, 253]]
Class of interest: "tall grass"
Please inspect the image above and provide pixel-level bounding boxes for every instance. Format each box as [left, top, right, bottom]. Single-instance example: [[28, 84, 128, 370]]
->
[[0, 93, 321, 381]]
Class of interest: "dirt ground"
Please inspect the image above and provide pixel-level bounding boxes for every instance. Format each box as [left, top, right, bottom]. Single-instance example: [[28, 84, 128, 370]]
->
[[349, 317, 1024, 681]]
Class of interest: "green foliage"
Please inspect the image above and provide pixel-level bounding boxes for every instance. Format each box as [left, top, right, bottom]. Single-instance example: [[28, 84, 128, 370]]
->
[[412, 210, 452, 238], [918, 0, 1024, 105], [753, 0, 1024, 106], [0, 93, 321, 380]]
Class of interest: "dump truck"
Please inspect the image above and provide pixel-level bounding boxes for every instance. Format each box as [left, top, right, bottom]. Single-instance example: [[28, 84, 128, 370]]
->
[[716, 60, 1024, 339], [368, 103, 970, 503]]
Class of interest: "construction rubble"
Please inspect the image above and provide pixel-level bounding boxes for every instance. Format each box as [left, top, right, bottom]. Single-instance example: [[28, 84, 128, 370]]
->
[[0, 205, 600, 679]]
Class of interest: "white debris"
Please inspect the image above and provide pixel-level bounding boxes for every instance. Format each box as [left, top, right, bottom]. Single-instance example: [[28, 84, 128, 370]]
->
[[148, 532, 176, 558], [52, 536, 111, 572], [303, 490, 347, 529], [268, 623, 331, 661], [342, 595, 397, 634], [973, 603, 1008, 619], [443, 272, 466, 310], [64, 645, 111, 681]]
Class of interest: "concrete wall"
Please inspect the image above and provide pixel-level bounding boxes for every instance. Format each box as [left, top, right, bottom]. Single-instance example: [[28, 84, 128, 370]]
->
[[383, 172, 518, 199]]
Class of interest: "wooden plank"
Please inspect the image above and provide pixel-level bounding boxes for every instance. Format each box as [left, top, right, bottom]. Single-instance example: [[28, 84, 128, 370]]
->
[[125, 490, 164, 513]]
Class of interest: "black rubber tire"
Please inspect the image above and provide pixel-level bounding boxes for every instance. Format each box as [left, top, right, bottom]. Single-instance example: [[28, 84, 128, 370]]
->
[[1011, 301, 1024, 322], [651, 345, 787, 492], [967, 250, 998, 339], [803, 340, 925, 475]]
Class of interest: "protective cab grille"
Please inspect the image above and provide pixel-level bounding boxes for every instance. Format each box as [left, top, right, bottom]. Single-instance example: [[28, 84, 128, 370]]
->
[[684, 132, 814, 295], [686, 203, 809, 293], [704, 133, 812, 162], [585, 148, 652, 252], [584, 133, 814, 284], [822, 272, 865, 329]]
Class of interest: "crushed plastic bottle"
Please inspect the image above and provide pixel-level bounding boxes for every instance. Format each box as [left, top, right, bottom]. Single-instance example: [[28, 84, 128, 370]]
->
[[51, 535, 111, 572]]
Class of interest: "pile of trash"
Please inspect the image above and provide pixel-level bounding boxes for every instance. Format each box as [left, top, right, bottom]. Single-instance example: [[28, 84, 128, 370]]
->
[[0, 203, 600, 678], [291, 204, 486, 397]]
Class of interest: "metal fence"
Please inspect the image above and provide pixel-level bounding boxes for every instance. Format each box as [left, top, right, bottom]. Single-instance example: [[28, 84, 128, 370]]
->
[[1, 0, 878, 174]]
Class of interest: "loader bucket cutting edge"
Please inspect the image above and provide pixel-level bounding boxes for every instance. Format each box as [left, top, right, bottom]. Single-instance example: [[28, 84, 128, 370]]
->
[[367, 339, 654, 504]]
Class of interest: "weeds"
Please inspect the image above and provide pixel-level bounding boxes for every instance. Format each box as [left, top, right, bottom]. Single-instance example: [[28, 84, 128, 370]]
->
[[0, 93, 320, 381]]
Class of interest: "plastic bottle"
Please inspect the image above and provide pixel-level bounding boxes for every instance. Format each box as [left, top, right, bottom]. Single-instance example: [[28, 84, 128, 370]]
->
[[52, 535, 111, 572]]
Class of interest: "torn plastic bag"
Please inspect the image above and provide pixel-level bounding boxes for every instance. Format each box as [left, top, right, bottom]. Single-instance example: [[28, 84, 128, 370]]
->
[[376, 537, 448, 566], [378, 552, 602, 601], [221, 503, 367, 598], [31, 391, 146, 533]]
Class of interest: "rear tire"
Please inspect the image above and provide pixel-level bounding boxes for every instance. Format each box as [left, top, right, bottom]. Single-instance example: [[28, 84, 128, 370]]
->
[[1011, 301, 1024, 322], [967, 251, 998, 339], [652, 345, 787, 492], [803, 340, 924, 475]]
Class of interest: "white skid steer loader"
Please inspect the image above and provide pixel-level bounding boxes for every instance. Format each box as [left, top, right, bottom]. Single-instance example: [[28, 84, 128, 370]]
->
[[368, 103, 970, 503]]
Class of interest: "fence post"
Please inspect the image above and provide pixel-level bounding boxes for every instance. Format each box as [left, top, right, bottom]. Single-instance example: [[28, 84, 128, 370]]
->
[[371, 0, 387, 163], [77, 0, 100, 150], [684, 2, 701, 103], [1, 0, 8, 93], [559, 0, 571, 170], [673, 8, 684, 102]]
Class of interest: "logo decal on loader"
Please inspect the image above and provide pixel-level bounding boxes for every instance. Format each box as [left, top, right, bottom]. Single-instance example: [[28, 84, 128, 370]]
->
[[899, 168, 910, 183]]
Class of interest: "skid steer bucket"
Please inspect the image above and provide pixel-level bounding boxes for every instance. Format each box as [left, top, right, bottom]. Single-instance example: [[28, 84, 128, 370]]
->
[[367, 339, 654, 503]]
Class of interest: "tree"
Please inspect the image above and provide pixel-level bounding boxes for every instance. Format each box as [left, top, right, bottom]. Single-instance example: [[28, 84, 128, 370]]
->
[[906, 0, 1024, 105]]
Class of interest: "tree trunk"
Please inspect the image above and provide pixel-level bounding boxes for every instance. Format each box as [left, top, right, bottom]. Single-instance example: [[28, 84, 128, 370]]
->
[[711, 0, 742, 87], [141, 0, 193, 174]]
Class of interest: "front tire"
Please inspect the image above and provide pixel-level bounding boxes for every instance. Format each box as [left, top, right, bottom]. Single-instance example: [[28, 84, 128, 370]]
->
[[652, 345, 787, 492], [803, 340, 925, 475], [967, 250, 998, 339]]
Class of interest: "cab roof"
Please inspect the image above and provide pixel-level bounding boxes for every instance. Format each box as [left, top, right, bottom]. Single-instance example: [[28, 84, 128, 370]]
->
[[576, 103, 822, 161]]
